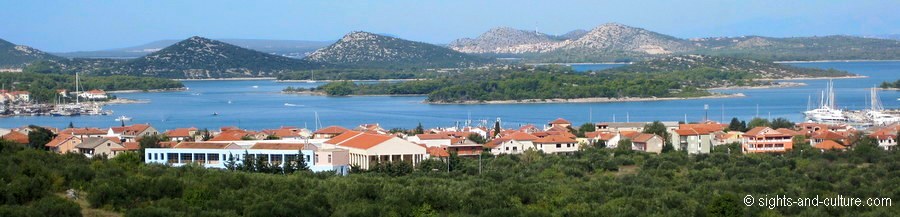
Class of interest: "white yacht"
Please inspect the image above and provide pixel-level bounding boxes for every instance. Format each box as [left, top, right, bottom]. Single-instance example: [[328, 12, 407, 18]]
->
[[867, 87, 900, 126], [804, 80, 848, 123]]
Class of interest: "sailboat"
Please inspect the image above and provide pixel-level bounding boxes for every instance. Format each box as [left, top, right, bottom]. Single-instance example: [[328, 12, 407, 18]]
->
[[867, 86, 899, 126], [306, 71, 316, 83], [803, 80, 848, 123], [115, 115, 132, 122]]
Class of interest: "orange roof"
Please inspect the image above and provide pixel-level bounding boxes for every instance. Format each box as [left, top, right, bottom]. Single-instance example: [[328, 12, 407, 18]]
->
[[159, 141, 178, 148], [264, 128, 301, 137], [59, 127, 107, 135], [533, 134, 577, 144], [632, 133, 659, 143], [165, 127, 197, 137], [503, 132, 539, 141], [484, 138, 508, 149], [619, 131, 640, 138], [814, 140, 846, 150], [585, 131, 602, 139], [173, 142, 236, 149], [549, 118, 571, 125], [599, 133, 617, 140], [2, 131, 28, 144], [250, 142, 313, 150], [426, 146, 449, 157], [546, 125, 571, 132], [209, 130, 250, 141], [416, 134, 451, 140], [812, 130, 845, 140], [326, 131, 395, 150], [112, 142, 141, 151], [679, 123, 725, 132], [314, 126, 350, 134], [775, 128, 802, 136], [45, 134, 80, 147]]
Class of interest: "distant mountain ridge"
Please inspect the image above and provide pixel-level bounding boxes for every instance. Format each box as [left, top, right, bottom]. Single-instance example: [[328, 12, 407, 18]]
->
[[0, 38, 63, 67], [110, 36, 321, 78], [307, 31, 490, 68], [54, 39, 333, 59], [450, 23, 900, 62]]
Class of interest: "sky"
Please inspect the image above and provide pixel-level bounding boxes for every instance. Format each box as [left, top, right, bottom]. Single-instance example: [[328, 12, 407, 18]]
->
[[1, 0, 898, 52]]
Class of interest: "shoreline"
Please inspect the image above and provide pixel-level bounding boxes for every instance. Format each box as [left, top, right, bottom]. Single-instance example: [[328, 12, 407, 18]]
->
[[101, 98, 150, 105], [427, 93, 745, 105], [706, 82, 807, 90], [276, 78, 425, 83], [106, 87, 188, 94], [774, 59, 900, 63], [175, 77, 276, 81], [756, 75, 868, 81]]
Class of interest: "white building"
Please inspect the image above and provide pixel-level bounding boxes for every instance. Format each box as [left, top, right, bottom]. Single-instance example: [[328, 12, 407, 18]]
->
[[321, 131, 427, 170], [79, 89, 108, 100], [144, 141, 349, 174]]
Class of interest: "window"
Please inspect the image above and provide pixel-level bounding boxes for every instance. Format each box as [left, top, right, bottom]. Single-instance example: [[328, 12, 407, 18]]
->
[[556, 144, 561, 148], [328, 154, 332, 163], [180, 153, 192, 162]]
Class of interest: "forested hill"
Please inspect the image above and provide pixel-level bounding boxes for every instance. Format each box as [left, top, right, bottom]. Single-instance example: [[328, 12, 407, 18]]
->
[[0, 38, 63, 68], [0, 72, 184, 103], [603, 55, 853, 79], [305, 31, 491, 69], [693, 35, 900, 61], [111, 36, 324, 78]]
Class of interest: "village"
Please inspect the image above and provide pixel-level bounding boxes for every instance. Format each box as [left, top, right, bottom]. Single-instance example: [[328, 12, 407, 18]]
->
[[2, 115, 897, 175], [0, 88, 112, 117]]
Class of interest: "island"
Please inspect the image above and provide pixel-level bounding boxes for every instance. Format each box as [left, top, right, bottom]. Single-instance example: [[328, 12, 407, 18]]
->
[[283, 55, 857, 104]]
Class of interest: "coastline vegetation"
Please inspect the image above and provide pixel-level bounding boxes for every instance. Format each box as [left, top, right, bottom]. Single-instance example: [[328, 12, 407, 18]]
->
[[1, 132, 897, 216], [879, 79, 900, 89], [0, 72, 184, 103]]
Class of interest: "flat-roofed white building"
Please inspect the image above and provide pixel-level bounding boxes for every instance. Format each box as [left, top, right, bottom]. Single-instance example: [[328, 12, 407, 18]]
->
[[144, 141, 349, 174]]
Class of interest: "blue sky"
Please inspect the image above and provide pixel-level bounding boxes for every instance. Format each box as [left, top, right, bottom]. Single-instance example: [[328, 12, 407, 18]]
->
[[1, 0, 898, 52]]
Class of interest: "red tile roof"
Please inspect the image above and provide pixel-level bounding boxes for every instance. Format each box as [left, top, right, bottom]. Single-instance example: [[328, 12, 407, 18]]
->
[[112, 142, 141, 151], [2, 131, 28, 144], [814, 140, 846, 150], [59, 127, 107, 135], [45, 134, 80, 148], [632, 133, 659, 143], [173, 142, 237, 149], [416, 134, 451, 140], [165, 127, 197, 137], [325, 131, 395, 150], [314, 126, 350, 135], [812, 130, 846, 140], [250, 142, 313, 150], [619, 131, 640, 138], [533, 134, 577, 144], [503, 132, 539, 141], [210, 130, 250, 141], [426, 146, 449, 157], [549, 118, 571, 125]]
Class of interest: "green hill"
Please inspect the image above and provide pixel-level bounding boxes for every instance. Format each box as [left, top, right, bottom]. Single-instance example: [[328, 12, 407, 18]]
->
[[305, 31, 491, 69], [604, 55, 853, 79], [0, 38, 63, 68]]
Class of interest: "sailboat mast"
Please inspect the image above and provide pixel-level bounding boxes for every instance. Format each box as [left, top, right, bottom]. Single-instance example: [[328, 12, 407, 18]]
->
[[75, 72, 79, 105]]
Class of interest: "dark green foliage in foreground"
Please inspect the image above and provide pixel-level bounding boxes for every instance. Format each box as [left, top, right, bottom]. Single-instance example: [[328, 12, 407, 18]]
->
[[27, 125, 56, 150], [0, 72, 184, 103], [2, 136, 899, 216]]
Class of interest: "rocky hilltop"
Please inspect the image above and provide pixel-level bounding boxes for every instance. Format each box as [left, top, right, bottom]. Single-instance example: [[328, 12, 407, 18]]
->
[[307, 31, 489, 68], [0, 38, 63, 68], [113, 36, 320, 78]]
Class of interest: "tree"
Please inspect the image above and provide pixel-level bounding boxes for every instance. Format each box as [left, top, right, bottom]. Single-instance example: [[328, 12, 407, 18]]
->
[[642, 121, 670, 144], [138, 135, 163, 161], [27, 125, 54, 150], [467, 133, 486, 144], [727, 117, 745, 132], [295, 151, 309, 171], [493, 120, 501, 138], [769, 117, 794, 129], [224, 153, 237, 171], [707, 193, 743, 217], [577, 123, 595, 137], [67, 121, 75, 129], [414, 122, 425, 134], [617, 139, 633, 151], [747, 117, 770, 129]]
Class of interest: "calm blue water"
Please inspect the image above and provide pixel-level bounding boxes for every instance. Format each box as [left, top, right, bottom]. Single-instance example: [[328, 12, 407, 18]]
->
[[3, 61, 899, 131]]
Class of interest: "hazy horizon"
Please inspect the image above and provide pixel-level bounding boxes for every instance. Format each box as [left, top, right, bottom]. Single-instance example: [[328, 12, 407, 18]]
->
[[1, 0, 898, 52]]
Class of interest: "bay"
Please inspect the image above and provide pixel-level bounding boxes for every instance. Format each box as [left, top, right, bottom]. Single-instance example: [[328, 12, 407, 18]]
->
[[2, 61, 899, 131]]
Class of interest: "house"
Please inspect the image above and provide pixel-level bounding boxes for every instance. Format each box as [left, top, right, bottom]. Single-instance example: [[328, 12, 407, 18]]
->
[[813, 140, 847, 151], [742, 127, 793, 153], [485, 132, 538, 155], [262, 127, 306, 140], [312, 126, 350, 139], [165, 127, 198, 141], [111, 142, 141, 156], [355, 123, 387, 134], [548, 118, 572, 129], [869, 124, 899, 150], [595, 122, 647, 133], [672, 123, 723, 154], [108, 124, 158, 142], [810, 130, 848, 147], [76, 137, 126, 158], [59, 127, 107, 138], [144, 141, 349, 174], [532, 134, 578, 154], [407, 134, 452, 147], [45, 134, 83, 154], [446, 138, 483, 157], [632, 133, 664, 154], [210, 129, 255, 141], [1, 131, 28, 144], [78, 89, 108, 100], [321, 131, 427, 170], [9, 91, 30, 102], [518, 124, 542, 134], [714, 131, 744, 145]]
